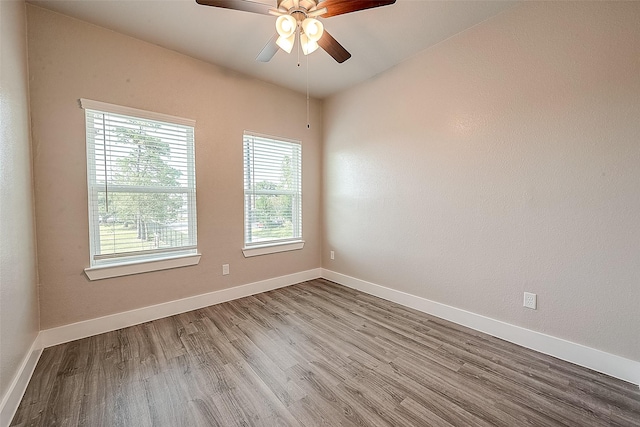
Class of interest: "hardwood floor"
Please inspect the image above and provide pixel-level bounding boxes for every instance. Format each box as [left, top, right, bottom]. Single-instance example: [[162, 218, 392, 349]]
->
[[11, 279, 640, 426]]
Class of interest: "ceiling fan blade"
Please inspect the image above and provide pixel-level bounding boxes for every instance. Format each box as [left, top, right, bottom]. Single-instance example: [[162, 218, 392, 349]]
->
[[195, 0, 274, 15], [318, 0, 396, 18], [307, 7, 327, 17], [256, 34, 280, 62], [317, 30, 351, 63]]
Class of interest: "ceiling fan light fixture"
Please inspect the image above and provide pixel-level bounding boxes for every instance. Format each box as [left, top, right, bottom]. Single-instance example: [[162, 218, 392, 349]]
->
[[301, 17, 323, 42], [275, 14, 296, 38], [276, 33, 295, 53], [300, 33, 319, 55], [196, 0, 398, 64]]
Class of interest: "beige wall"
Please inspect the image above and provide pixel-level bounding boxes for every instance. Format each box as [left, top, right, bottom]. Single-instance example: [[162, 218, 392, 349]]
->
[[26, 5, 322, 329], [0, 0, 40, 401], [323, 2, 640, 361], [19, 1, 640, 363]]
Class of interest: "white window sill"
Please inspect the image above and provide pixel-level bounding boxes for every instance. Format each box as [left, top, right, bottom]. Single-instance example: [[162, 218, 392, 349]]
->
[[242, 240, 305, 258], [84, 253, 201, 281]]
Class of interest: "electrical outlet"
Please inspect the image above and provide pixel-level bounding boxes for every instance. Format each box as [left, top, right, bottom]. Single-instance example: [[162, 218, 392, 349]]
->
[[330, 251, 335, 260], [523, 292, 537, 310], [222, 264, 229, 275]]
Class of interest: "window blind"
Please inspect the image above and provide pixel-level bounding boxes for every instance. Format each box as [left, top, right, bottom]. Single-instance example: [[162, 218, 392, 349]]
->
[[243, 131, 302, 247], [83, 99, 197, 265]]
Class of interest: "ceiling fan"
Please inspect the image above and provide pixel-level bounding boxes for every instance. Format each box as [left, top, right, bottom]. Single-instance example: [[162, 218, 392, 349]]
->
[[195, 0, 396, 63]]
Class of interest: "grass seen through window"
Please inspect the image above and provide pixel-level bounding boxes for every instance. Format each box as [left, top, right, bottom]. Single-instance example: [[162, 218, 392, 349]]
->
[[99, 223, 188, 254]]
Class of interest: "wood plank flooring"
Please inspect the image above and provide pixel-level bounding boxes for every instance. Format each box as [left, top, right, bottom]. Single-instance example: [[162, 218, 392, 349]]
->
[[11, 279, 640, 426]]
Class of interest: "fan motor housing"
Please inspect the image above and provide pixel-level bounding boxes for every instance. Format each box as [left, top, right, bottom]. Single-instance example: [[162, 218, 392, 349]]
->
[[278, 0, 318, 17]]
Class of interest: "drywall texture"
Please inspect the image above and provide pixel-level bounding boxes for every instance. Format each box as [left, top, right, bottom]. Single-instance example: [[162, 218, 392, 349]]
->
[[0, 0, 40, 402], [27, 5, 322, 329], [323, 2, 640, 361]]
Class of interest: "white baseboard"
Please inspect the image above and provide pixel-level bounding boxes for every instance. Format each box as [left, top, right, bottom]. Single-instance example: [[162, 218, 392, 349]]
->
[[321, 269, 640, 386], [0, 334, 43, 427], [40, 268, 321, 348]]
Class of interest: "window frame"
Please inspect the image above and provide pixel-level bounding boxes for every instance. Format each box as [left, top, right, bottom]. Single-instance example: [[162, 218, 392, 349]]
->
[[242, 131, 304, 257], [81, 99, 200, 280]]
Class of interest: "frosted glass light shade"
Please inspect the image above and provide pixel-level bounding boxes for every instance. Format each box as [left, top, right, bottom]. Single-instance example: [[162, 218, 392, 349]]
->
[[276, 15, 296, 38], [276, 33, 295, 53], [300, 33, 319, 55], [301, 18, 323, 42]]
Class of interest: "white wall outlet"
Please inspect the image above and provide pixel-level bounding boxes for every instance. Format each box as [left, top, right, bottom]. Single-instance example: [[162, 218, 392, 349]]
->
[[330, 250, 335, 260], [523, 292, 537, 309], [222, 264, 229, 275]]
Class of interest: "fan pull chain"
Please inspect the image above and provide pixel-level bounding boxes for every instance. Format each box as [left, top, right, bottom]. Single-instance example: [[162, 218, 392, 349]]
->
[[306, 52, 310, 129], [297, 26, 301, 67]]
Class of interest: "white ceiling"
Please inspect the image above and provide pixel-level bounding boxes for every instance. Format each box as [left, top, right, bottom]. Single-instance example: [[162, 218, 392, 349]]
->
[[27, 0, 518, 98]]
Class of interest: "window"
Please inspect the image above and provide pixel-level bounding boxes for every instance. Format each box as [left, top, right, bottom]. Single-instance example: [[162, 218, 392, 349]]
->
[[243, 131, 303, 257], [81, 99, 199, 279]]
